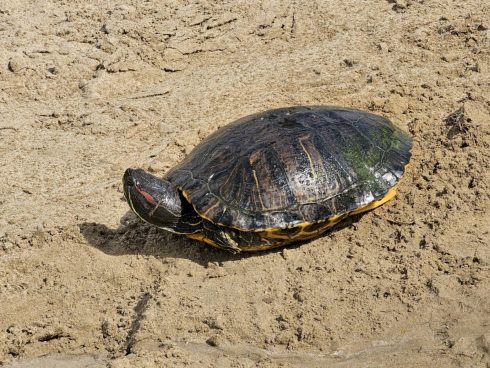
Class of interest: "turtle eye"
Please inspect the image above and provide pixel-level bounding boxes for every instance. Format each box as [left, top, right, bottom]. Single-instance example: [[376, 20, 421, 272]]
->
[[125, 178, 135, 187]]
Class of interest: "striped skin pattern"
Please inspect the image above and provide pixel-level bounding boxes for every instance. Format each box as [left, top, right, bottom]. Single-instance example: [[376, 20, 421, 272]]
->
[[165, 106, 412, 250]]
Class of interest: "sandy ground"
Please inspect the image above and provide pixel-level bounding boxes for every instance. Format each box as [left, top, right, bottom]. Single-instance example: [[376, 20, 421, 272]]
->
[[0, 0, 489, 367]]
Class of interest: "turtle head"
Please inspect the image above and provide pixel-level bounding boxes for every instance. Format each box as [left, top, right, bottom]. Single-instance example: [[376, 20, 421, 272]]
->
[[123, 168, 184, 232]]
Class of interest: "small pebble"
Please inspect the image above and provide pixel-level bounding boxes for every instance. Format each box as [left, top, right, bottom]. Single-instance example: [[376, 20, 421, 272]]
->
[[7, 58, 26, 73], [206, 335, 223, 347]]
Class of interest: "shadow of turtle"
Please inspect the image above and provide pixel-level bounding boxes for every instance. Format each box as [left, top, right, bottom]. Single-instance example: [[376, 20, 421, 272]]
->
[[79, 212, 240, 266], [79, 211, 362, 267]]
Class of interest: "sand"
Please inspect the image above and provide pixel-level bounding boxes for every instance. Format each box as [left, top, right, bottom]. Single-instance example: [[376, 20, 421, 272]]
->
[[0, 0, 489, 367]]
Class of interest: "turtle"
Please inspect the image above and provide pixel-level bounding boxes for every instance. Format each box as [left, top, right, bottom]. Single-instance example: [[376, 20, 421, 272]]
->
[[123, 106, 412, 253]]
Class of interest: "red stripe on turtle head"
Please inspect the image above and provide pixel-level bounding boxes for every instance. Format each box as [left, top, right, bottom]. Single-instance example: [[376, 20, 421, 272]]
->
[[135, 186, 158, 206]]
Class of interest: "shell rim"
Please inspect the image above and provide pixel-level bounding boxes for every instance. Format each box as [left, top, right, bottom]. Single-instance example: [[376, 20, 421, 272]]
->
[[179, 163, 409, 233]]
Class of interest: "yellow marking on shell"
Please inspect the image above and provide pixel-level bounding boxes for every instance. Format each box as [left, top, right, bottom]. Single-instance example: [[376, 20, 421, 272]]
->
[[262, 231, 294, 240], [262, 214, 345, 241], [349, 185, 398, 215], [181, 189, 192, 202], [181, 188, 221, 224], [181, 189, 221, 224], [252, 169, 266, 210], [186, 233, 220, 249], [326, 214, 343, 224], [299, 135, 317, 181], [203, 201, 220, 217]]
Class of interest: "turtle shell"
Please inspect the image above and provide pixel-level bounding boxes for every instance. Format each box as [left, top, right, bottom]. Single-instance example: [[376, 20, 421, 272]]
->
[[165, 106, 412, 231]]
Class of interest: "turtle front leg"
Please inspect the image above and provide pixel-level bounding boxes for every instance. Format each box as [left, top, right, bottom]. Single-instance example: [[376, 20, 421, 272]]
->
[[212, 230, 242, 253], [201, 221, 242, 253], [186, 227, 241, 253]]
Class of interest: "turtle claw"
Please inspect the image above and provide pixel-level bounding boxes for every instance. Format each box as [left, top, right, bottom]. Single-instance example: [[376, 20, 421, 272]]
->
[[214, 231, 242, 254]]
